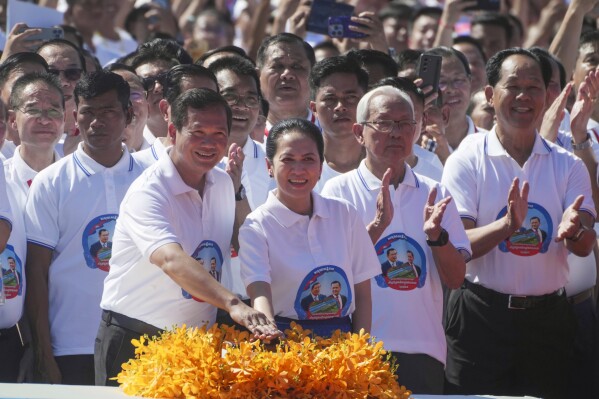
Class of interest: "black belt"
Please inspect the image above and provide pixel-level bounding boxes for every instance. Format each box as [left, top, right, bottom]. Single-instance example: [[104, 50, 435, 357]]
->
[[568, 288, 594, 305], [463, 279, 566, 310], [101, 310, 162, 337]]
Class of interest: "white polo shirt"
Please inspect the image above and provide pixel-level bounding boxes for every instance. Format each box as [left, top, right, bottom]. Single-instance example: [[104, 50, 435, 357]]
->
[[4, 146, 61, 208], [313, 162, 342, 194], [218, 138, 270, 299], [142, 125, 157, 145], [1, 163, 25, 329], [133, 137, 168, 169], [24, 143, 143, 356], [322, 160, 471, 364], [442, 128, 596, 296], [239, 191, 380, 321], [413, 145, 443, 182], [101, 151, 235, 330], [0, 140, 16, 160]]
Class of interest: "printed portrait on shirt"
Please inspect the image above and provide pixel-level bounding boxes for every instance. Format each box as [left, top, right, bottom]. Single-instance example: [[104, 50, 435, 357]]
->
[[182, 240, 223, 302], [295, 266, 351, 320], [82, 214, 118, 272], [374, 233, 427, 291], [497, 203, 552, 256], [0, 245, 24, 299]]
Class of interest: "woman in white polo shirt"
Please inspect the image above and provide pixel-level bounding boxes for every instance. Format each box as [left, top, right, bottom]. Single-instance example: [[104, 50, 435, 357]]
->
[[239, 118, 380, 337]]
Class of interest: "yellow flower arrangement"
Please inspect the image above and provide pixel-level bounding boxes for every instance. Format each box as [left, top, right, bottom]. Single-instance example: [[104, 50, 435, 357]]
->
[[117, 323, 412, 399]]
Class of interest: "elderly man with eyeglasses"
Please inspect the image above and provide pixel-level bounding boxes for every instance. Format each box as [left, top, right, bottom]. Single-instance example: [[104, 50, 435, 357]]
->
[[322, 84, 469, 395]]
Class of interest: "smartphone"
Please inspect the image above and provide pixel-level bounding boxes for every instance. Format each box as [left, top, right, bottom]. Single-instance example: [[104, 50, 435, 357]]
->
[[464, 0, 501, 11], [328, 16, 367, 39], [307, 0, 355, 35], [17, 27, 64, 42], [417, 54, 442, 96]]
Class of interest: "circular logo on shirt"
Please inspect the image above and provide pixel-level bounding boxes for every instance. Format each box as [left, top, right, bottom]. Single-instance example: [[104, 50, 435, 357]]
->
[[182, 240, 223, 302], [82, 214, 118, 272], [374, 232, 427, 291], [497, 203, 552, 256], [1, 245, 24, 299], [295, 266, 351, 320]]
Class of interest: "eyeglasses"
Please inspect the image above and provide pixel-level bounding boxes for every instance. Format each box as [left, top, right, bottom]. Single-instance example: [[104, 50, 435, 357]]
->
[[361, 119, 417, 134], [222, 93, 260, 108], [141, 72, 168, 92], [48, 68, 83, 82], [16, 107, 64, 119], [438, 77, 470, 91]]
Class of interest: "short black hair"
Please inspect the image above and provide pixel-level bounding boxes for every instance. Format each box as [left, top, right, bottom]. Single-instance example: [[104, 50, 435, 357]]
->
[[425, 46, 472, 76], [74, 71, 131, 111], [386, 248, 397, 255], [256, 33, 315, 69], [124, 5, 152, 39], [131, 38, 192, 70], [397, 49, 422, 72], [98, 229, 108, 235], [346, 49, 398, 79], [313, 41, 340, 56], [486, 48, 551, 88], [453, 36, 487, 63], [9, 72, 64, 110], [170, 88, 232, 133], [105, 62, 137, 75], [529, 47, 566, 90], [207, 56, 261, 96], [0, 52, 49, 88], [266, 118, 324, 164], [410, 6, 442, 30], [379, 3, 413, 21], [579, 30, 599, 52], [309, 55, 369, 99], [471, 12, 512, 47], [82, 49, 102, 73], [371, 76, 425, 107], [196, 45, 253, 66], [163, 64, 218, 105], [36, 39, 87, 73]]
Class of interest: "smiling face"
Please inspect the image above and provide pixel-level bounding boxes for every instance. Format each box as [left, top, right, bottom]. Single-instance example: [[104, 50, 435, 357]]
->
[[453, 42, 487, 93], [259, 42, 311, 119], [267, 130, 322, 213], [311, 72, 364, 139], [76, 90, 128, 159], [440, 55, 472, 120], [486, 54, 546, 133], [331, 282, 341, 296], [171, 104, 229, 186], [215, 69, 260, 146], [388, 249, 397, 263], [10, 81, 65, 151]]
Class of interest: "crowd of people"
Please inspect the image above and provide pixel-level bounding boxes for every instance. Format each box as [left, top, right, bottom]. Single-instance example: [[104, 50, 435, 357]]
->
[[1, 0, 599, 398]]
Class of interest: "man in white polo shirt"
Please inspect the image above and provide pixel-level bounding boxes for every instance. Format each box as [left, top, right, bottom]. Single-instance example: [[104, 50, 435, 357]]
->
[[442, 48, 596, 398], [24, 71, 142, 385], [322, 85, 469, 394], [96, 89, 280, 386], [1, 73, 64, 382]]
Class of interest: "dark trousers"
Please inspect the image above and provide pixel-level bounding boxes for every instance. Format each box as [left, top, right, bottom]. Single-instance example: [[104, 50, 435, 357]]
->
[[94, 310, 162, 386], [55, 354, 95, 385], [568, 296, 598, 399], [0, 325, 24, 382], [390, 352, 444, 394], [445, 282, 576, 399]]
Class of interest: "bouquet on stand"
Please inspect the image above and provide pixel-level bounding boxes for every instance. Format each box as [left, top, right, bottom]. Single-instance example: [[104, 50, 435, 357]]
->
[[117, 323, 412, 399]]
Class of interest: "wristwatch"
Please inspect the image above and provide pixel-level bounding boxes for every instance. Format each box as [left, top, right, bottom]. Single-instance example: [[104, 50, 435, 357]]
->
[[235, 184, 246, 202], [426, 229, 449, 247], [571, 133, 592, 151]]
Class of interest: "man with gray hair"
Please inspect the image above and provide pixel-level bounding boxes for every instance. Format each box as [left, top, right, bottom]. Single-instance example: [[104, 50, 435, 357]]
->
[[322, 85, 469, 394]]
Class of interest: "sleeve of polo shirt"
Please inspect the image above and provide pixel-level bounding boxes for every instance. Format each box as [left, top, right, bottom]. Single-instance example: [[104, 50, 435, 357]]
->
[[239, 217, 272, 286], [321, 179, 342, 199], [441, 152, 478, 224], [566, 159, 596, 219], [348, 204, 381, 284], [118, 188, 180, 260], [0, 163, 12, 229], [438, 183, 472, 262], [24, 175, 59, 249]]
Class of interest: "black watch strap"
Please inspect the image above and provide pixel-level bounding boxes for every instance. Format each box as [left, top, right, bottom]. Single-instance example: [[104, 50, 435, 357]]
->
[[426, 229, 449, 247], [235, 184, 246, 201]]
